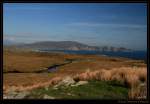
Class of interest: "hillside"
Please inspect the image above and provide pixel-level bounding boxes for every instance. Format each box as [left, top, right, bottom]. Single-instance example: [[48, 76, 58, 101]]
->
[[4, 40, 132, 52]]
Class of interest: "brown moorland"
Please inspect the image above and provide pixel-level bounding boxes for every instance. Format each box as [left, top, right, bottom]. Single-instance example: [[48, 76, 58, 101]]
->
[[3, 49, 147, 99]]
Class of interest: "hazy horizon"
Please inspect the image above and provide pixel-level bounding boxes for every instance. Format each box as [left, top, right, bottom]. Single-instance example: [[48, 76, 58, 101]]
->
[[4, 3, 147, 51]]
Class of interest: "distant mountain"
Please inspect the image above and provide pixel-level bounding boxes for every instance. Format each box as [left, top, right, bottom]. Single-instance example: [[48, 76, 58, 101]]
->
[[5, 40, 132, 52], [3, 39, 18, 46], [13, 41, 97, 51]]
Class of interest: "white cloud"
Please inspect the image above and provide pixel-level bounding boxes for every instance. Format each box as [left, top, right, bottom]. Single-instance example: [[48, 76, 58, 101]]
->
[[4, 35, 15, 41]]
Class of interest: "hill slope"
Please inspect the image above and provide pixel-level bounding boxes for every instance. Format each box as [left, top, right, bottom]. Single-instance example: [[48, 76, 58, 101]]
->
[[4, 40, 131, 52]]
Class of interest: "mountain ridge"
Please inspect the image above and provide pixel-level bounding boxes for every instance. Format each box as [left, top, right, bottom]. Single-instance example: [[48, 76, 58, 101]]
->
[[4, 40, 132, 52]]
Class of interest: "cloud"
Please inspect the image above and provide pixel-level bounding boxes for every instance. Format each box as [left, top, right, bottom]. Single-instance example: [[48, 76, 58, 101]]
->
[[4, 35, 15, 41], [66, 22, 147, 29], [3, 34, 66, 43]]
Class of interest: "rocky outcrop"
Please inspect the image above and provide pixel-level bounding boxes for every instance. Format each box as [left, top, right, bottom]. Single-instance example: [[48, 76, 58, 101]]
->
[[53, 76, 88, 89], [3, 87, 30, 99], [71, 81, 88, 87], [43, 94, 55, 99], [53, 76, 76, 88]]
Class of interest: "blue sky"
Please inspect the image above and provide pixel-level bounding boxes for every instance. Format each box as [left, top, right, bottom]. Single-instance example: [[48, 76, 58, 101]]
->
[[3, 3, 147, 50]]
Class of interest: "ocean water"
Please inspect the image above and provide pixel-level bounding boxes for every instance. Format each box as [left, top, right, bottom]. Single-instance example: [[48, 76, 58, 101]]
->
[[39, 49, 147, 61], [65, 50, 147, 60]]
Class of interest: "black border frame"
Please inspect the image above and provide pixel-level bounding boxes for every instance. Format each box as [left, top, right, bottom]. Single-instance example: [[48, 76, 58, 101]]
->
[[0, 0, 149, 104]]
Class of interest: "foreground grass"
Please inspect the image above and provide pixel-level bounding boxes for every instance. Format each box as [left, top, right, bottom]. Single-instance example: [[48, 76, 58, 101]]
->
[[3, 49, 147, 99], [27, 80, 128, 99]]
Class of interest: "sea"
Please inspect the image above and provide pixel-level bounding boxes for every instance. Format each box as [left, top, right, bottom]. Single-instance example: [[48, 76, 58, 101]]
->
[[38, 49, 147, 61]]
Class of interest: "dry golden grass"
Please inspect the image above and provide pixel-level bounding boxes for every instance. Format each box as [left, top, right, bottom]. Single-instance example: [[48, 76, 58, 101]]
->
[[4, 49, 146, 73], [136, 67, 147, 82], [3, 49, 147, 99], [3, 51, 66, 72], [3, 73, 54, 87], [3, 76, 62, 93], [124, 74, 140, 88], [73, 67, 147, 99], [74, 67, 147, 87], [4, 67, 147, 99], [128, 83, 147, 99]]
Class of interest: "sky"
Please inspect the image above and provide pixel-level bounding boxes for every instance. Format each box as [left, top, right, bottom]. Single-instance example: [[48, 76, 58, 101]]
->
[[3, 3, 147, 50]]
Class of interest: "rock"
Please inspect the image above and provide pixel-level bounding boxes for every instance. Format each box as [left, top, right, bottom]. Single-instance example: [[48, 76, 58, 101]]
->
[[7, 91, 18, 96], [4, 86, 18, 99], [71, 81, 88, 87], [53, 76, 75, 88], [44, 86, 49, 91], [14, 91, 30, 99], [43, 94, 55, 99], [3, 93, 14, 99], [67, 93, 72, 95], [7, 86, 17, 95], [53, 87, 58, 90], [66, 93, 75, 96], [3, 95, 7, 99], [4, 90, 30, 99], [3, 94, 16, 99]]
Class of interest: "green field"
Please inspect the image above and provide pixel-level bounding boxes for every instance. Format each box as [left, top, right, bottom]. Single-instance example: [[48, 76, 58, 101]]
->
[[27, 80, 129, 99]]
